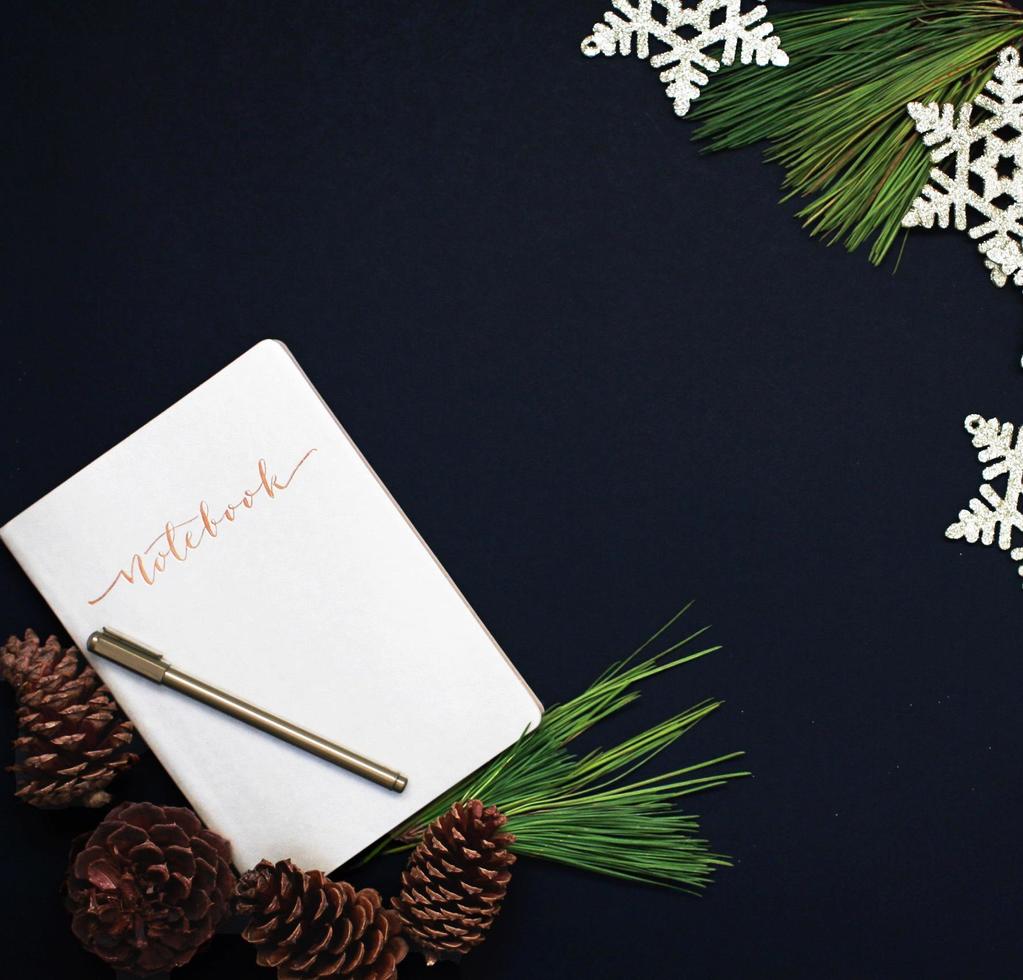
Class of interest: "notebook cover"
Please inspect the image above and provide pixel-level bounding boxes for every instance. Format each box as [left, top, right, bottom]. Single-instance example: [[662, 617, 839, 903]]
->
[[1, 340, 542, 871]]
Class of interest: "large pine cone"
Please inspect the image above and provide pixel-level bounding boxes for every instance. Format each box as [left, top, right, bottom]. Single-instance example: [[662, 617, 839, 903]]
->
[[65, 801, 236, 976], [2, 630, 138, 808], [392, 800, 516, 964], [236, 859, 407, 980]]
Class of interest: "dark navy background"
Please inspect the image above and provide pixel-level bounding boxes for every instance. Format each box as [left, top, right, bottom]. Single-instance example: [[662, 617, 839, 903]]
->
[[4, 2, 1022, 977]]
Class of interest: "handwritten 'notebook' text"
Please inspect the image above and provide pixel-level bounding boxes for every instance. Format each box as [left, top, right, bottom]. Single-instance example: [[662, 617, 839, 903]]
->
[[88, 449, 317, 605]]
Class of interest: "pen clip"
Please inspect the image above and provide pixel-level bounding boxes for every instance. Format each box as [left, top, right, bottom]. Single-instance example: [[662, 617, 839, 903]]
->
[[87, 628, 168, 683]]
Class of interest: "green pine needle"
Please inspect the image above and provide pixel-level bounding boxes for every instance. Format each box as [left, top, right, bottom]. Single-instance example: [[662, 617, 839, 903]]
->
[[371, 605, 748, 893], [689, 0, 1023, 264]]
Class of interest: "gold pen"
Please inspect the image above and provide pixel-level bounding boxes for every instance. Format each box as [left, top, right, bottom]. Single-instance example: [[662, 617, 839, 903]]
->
[[87, 628, 407, 793]]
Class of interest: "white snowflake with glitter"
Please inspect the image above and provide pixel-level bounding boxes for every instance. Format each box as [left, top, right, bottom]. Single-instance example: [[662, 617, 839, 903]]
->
[[946, 414, 1023, 585], [902, 47, 1023, 289], [581, 0, 788, 118]]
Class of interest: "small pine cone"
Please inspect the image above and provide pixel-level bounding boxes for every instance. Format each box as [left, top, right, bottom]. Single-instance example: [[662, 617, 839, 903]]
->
[[2, 630, 138, 808], [392, 800, 516, 965], [235, 859, 407, 980], [65, 801, 236, 977]]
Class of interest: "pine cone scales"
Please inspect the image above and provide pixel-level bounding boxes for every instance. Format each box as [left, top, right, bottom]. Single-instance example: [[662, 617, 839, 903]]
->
[[2, 628, 67, 691], [236, 859, 407, 980], [3, 630, 138, 808], [393, 800, 516, 964], [65, 801, 236, 976]]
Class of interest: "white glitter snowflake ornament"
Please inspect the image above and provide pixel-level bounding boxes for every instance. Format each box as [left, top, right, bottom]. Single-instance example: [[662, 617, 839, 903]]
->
[[581, 0, 788, 118], [946, 414, 1023, 585], [902, 47, 1023, 289]]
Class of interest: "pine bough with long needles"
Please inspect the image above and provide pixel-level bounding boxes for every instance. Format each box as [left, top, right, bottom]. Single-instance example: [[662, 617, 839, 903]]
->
[[369, 606, 748, 893], [690, 0, 1023, 265]]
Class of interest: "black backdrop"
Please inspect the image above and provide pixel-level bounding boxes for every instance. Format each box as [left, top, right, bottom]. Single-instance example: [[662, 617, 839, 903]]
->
[[4, 2, 1023, 977]]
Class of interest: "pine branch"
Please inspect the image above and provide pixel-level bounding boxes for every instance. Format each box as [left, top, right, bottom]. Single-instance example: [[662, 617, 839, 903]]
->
[[361, 606, 748, 892], [689, 0, 1023, 264]]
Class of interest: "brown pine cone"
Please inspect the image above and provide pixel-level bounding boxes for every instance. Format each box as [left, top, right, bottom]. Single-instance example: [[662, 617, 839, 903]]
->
[[236, 859, 407, 980], [2, 630, 138, 808], [65, 801, 236, 977], [392, 800, 516, 964]]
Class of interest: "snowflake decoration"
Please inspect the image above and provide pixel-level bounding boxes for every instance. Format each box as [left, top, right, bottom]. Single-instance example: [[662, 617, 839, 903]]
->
[[902, 47, 1023, 289], [946, 414, 1023, 585], [581, 0, 788, 118]]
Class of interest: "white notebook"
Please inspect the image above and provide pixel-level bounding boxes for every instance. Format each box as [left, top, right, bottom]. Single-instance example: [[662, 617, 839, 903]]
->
[[1, 340, 541, 872]]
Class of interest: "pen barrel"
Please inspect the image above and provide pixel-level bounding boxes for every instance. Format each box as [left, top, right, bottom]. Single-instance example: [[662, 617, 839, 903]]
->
[[162, 668, 407, 793]]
